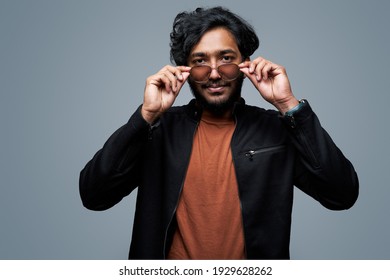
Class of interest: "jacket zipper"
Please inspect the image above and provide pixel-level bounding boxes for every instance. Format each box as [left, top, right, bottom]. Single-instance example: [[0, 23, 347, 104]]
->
[[162, 121, 199, 259], [244, 145, 286, 160], [231, 115, 248, 259]]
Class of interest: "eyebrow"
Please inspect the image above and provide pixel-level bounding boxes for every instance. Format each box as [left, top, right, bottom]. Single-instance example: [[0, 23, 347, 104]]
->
[[190, 49, 238, 58]]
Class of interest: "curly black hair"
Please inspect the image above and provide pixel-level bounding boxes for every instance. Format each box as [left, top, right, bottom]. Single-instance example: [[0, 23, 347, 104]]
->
[[170, 7, 259, 66]]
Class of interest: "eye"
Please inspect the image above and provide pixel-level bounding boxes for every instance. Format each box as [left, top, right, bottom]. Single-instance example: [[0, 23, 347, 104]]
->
[[193, 58, 206, 65], [221, 56, 233, 62]]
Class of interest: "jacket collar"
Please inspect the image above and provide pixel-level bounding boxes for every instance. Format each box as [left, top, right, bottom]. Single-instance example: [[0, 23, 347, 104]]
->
[[185, 98, 246, 121]]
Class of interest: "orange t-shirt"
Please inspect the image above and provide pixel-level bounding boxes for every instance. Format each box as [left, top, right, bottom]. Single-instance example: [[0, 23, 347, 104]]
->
[[167, 113, 245, 259]]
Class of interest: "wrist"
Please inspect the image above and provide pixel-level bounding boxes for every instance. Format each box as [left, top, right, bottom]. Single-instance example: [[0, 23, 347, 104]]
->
[[283, 99, 306, 116], [281, 99, 310, 129], [141, 106, 160, 124], [275, 98, 299, 115]]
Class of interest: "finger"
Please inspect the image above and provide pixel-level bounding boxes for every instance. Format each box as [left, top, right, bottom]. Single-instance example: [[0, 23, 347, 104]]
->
[[164, 65, 190, 81], [164, 68, 190, 95], [238, 61, 251, 78], [253, 59, 267, 81], [239, 60, 251, 69], [150, 72, 173, 93], [170, 66, 186, 82], [249, 57, 265, 73], [161, 70, 179, 92], [147, 72, 169, 91], [240, 67, 259, 87], [159, 74, 173, 93], [158, 66, 179, 91], [172, 67, 190, 91], [175, 72, 190, 93], [261, 62, 273, 81], [176, 65, 191, 74], [162, 66, 191, 91]]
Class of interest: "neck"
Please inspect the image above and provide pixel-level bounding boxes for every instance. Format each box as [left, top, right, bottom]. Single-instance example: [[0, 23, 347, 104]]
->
[[201, 108, 234, 121]]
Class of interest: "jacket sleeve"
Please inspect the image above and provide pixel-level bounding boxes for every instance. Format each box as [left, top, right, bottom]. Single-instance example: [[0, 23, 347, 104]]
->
[[281, 100, 359, 210], [79, 106, 150, 211]]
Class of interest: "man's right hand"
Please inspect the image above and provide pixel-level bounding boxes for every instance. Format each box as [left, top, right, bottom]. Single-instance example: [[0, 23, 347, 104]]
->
[[141, 65, 190, 124]]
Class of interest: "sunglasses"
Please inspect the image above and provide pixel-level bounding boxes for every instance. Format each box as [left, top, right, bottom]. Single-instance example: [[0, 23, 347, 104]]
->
[[189, 63, 241, 84]]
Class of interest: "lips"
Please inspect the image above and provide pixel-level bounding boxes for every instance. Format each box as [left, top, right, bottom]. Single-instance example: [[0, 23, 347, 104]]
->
[[202, 82, 228, 94], [206, 86, 225, 93]]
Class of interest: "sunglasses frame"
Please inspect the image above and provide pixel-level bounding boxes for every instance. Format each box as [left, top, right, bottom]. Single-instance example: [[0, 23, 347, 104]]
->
[[189, 63, 241, 84]]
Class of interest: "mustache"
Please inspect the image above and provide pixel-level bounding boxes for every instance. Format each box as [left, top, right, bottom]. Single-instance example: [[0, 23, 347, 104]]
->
[[201, 81, 229, 88]]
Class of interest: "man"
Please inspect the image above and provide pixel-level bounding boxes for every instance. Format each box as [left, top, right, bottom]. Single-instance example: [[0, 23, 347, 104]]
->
[[79, 7, 359, 259]]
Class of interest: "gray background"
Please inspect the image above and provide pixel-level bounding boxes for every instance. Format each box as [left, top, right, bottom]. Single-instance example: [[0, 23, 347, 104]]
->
[[1, 0, 389, 259]]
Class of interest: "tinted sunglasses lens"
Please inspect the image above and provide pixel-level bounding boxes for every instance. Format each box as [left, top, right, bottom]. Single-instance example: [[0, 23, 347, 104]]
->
[[218, 64, 240, 81], [190, 66, 211, 83]]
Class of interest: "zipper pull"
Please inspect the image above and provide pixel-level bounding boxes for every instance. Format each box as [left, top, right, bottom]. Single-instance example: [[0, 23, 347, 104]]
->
[[245, 150, 255, 160]]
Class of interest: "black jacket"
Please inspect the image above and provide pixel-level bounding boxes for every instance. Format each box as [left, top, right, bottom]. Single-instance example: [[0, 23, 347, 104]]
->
[[79, 99, 359, 259]]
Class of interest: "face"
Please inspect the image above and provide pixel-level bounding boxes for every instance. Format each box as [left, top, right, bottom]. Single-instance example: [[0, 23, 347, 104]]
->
[[187, 27, 245, 115]]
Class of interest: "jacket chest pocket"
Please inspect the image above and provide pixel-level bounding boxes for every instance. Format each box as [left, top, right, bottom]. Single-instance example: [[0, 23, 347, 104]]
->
[[243, 145, 287, 161]]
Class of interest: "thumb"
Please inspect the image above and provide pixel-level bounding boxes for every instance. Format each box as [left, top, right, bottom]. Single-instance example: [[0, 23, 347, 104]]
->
[[176, 71, 190, 93], [240, 68, 259, 88]]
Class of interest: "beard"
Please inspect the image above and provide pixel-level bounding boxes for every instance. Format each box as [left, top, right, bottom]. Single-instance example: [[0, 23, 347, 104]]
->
[[188, 74, 244, 116]]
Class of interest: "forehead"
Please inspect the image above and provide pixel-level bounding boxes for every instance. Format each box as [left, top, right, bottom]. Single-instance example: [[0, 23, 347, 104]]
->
[[190, 27, 240, 57]]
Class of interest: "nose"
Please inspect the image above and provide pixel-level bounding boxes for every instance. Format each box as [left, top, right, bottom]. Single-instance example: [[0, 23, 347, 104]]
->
[[209, 65, 221, 80]]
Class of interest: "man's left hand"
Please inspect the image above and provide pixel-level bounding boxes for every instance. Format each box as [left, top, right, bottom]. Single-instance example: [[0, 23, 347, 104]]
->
[[240, 57, 299, 114]]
